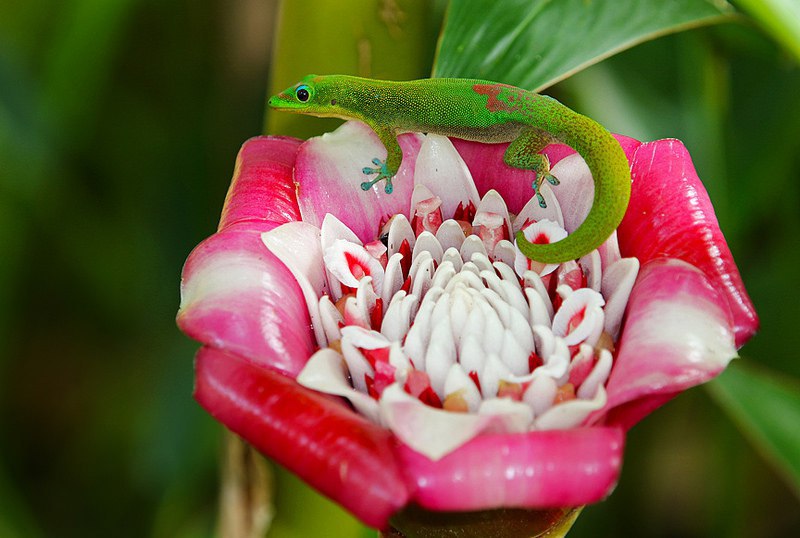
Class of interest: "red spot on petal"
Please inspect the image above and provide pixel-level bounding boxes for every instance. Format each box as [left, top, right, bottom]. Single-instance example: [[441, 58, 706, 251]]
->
[[567, 307, 586, 335], [528, 351, 544, 372], [344, 252, 367, 280], [533, 233, 550, 245], [468, 370, 482, 395], [370, 298, 384, 330], [400, 275, 412, 294], [365, 374, 379, 399], [361, 346, 390, 370], [403, 370, 442, 408], [418, 387, 443, 408], [568, 355, 596, 389], [398, 239, 412, 277]]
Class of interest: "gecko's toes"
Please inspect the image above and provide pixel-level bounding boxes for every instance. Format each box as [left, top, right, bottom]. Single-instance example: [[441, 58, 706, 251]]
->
[[537, 193, 547, 209], [546, 173, 560, 186]]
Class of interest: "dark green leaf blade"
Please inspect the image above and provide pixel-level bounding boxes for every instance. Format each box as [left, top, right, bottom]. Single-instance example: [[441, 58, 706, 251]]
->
[[708, 362, 800, 498], [433, 0, 735, 90]]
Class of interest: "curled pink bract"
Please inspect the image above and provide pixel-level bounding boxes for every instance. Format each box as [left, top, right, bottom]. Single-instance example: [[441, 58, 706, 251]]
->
[[178, 122, 757, 529]]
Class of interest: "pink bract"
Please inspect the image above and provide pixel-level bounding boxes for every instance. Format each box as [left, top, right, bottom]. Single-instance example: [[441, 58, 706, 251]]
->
[[178, 122, 757, 529]]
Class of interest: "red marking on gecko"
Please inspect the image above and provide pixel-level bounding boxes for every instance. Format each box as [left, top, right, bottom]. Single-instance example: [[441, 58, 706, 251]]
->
[[473, 83, 523, 113]]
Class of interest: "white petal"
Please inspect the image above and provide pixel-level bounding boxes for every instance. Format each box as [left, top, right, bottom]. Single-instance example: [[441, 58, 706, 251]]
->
[[297, 349, 381, 423], [443, 364, 482, 412], [577, 348, 613, 400], [579, 249, 603, 292], [426, 323, 457, 398], [548, 153, 594, 234], [319, 294, 343, 343], [523, 375, 559, 417], [324, 239, 385, 292], [262, 222, 328, 347], [442, 247, 464, 272], [601, 257, 640, 340], [480, 353, 512, 399], [477, 398, 534, 432], [473, 189, 512, 240], [413, 134, 481, 218], [552, 288, 606, 346], [470, 251, 495, 273], [500, 328, 529, 376], [382, 252, 405, 306], [409, 183, 438, 215], [342, 295, 369, 329], [448, 287, 472, 345], [435, 219, 467, 252], [431, 260, 456, 291], [460, 235, 487, 261], [598, 230, 622, 270], [525, 288, 551, 328], [381, 290, 411, 341], [477, 300, 504, 355], [413, 231, 444, 265], [386, 213, 415, 257], [340, 330, 375, 393], [389, 342, 412, 381], [319, 214, 361, 300], [402, 288, 442, 370], [458, 316, 486, 375], [534, 385, 607, 430], [410, 255, 435, 301], [493, 240, 517, 267], [532, 326, 569, 380], [321, 213, 362, 247], [379, 384, 494, 460], [523, 270, 554, 319], [514, 219, 567, 277]]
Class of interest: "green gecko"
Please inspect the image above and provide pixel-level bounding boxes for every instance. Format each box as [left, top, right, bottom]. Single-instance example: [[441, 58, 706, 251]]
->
[[268, 74, 631, 264]]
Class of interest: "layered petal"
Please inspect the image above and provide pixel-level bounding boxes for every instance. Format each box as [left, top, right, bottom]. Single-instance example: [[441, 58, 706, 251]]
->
[[295, 121, 424, 243], [596, 258, 737, 429], [452, 135, 641, 213], [178, 136, 313, 376], [219, 136, 303, 229], [620, 139, 758, 346], [396, 427, 624, 511], [195, 347, 410, 528]]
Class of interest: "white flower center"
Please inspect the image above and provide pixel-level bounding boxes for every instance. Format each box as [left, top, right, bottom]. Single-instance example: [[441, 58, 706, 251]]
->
[[294, 139, 639, 460]]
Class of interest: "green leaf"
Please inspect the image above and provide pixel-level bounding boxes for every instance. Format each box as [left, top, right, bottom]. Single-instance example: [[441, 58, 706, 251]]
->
[[733, 0, 800, 62], [433, 0, 736, 91], [708, 362, 800, 498]]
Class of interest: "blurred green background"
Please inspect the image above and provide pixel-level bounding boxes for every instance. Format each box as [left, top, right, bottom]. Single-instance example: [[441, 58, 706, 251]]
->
[[1, 1, 799, 537]]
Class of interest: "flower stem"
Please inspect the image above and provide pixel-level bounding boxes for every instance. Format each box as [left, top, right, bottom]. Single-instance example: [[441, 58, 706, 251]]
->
[[217, 431, 274, 538]]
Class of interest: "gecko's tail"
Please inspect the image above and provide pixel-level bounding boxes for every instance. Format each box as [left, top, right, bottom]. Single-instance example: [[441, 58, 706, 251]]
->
[[516, 138, 631, 264]]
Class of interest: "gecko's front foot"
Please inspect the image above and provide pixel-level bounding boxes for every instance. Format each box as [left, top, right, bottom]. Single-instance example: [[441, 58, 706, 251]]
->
[[361, 157, 394, 194]]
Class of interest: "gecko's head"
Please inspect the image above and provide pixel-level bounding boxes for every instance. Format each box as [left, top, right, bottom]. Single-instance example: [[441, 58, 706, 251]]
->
[[268, 74, 336, 116]]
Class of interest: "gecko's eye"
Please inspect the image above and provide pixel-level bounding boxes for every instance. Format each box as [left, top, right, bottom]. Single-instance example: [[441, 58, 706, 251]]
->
[[295, 85, 311, 102]]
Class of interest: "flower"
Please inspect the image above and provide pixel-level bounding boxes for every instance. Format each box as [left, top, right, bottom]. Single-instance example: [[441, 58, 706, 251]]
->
[[178, 121, 758, 529]]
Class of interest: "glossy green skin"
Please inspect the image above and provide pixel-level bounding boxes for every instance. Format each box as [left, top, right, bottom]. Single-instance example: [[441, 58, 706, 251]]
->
[[268, 75, 631, 264]]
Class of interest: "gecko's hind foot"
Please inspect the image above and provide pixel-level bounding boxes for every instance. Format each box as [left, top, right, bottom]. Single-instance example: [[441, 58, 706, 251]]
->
[[361, 157, 394, 194], [545, 173, 560, 186], [531, 181, 548, 209]]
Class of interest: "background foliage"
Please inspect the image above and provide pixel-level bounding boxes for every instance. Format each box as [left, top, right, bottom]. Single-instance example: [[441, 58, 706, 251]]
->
[[0, 1, 798, 537]]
